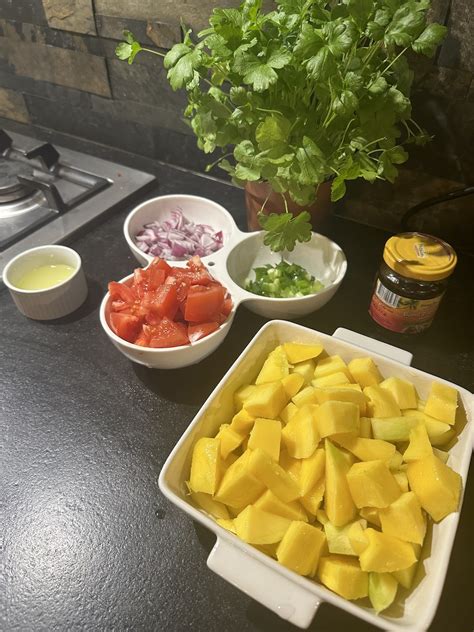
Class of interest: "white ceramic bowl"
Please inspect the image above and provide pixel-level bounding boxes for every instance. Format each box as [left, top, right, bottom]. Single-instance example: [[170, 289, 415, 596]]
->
[[159, 321, 473, 630], [3, 245, 88, 320], [99, 272, 236, 369], [225, 231, 347, 319], [124, 194, 237, 267]]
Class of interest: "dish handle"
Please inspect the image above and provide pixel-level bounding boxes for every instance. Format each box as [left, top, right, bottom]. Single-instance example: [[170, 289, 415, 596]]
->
[[207, 536, 321, 629], [333, 327, 413, 366]]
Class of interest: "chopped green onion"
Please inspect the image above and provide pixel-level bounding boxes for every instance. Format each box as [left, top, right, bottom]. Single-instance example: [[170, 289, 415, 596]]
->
[[245, 261, 324, 298]]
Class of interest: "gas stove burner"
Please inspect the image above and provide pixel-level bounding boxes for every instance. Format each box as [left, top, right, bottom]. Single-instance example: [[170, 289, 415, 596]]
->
[[0, 129, 156, 275], [0, 160, 36, 204]]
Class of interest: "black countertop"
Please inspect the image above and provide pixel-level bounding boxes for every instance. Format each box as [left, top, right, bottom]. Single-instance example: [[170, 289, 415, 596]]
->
[[1, 154, 473, 632]]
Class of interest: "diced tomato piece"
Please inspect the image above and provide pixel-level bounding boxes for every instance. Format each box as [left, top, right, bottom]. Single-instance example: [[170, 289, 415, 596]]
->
[[134, 330, 151, 346], [109, 312, 142, 343], [149, 317, 190, 348], [108, 281, 136, 304], [184, 285, 226, 323], [188, 321, 220, 343], [221, 297, 233, 316], [149, 283, 179, 319], [147, 266, 166, 290], [148, 257, 172, 276], [111, 299, 133, 313]]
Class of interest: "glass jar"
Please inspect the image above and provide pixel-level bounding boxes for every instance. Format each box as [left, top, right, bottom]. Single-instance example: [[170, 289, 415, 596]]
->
[[369, 232, 457, 334]]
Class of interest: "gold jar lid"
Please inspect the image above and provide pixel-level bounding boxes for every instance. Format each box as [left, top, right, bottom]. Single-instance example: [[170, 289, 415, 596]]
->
[[383, 232, 457, 281]]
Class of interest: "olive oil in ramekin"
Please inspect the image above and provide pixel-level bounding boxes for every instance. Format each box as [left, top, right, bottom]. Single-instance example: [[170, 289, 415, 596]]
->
[[16, 264, 75, 290]]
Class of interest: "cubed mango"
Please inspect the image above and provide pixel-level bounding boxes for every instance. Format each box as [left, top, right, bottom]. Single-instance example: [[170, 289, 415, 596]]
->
[[284, 342, 324, 364], [281, 404, 320, 458], [234, 505, 291, 544], [347, 460, 401, 508], [325, 439, 357, 527], [189, 437, 222, 495], [379, 492, 426, 545], [424, 382, 458, 425], [248, 417, 282, 461], [317, 401, 360, 437], [359, 529, 417, 572], [277, 521, 326, 576], [348, 357, 383, 388], [407, 454, 461, 521], [318, 556, 369, 600], [255, 345, 290, 384]]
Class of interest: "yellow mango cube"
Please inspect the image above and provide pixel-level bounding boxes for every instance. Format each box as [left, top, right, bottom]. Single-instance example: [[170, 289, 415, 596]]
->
[[392, 543, 421, 589], [360, 416, 372, 438], [234, 384, 257, 411], [325, 439, 357, 527], [189, 437, 222, 495], [348, 357, 383, 388], [281, 404, 320, 458], [244, 381, 289, 418], [364, 385, 401, 418], [284, 342, 324, 364], [248, 418, 282, 461], [234, 505, 291, 544], [299, 448, 325, 496], [190, 491, 230, 520], [407, 454, 461, 521], [280, 402, 298, 425], [388, 450, 404, 471], [255, 345, 290, 384], [215, 449, 265, 508], [371, 416, 419, 442], [216, 518, 236, 533], [359, 507, 381, 527], [424, 382, 458, 424], [347, 520, 369, 555], [369, 572, 398, 613], [255, 489, 307, 522], [279, 449, 302, 484], [393, 471, 409, 493], [216, 424, 245, 459], [423, 416, 456, 446], [318, 556, 369, 600], [317, 401, 360, 438], [380, 377, 417, 410], [324, 519, 366, 556], [314, 355, 352, 380], [347, 460, 401, 508], [277, 521, 326, 576], [300, 479, 325, 516], [379, 491, 426, 545], [281, 373, 305, 398], [314, 386, 367, 415], [313, 372, 350, 388], [359, 529, 417, 572], [230, 408, 255, 435], [291, 359, 316, 384], [292, 385, 318, 407], [403, 423, 433, 462], [333, 434, 395, 463], [248, 448, 301, 503], [255, 542, 278, 558]]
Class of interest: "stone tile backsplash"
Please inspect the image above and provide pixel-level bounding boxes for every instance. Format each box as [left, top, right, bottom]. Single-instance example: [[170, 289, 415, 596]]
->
[[0, 0, 472, 250]]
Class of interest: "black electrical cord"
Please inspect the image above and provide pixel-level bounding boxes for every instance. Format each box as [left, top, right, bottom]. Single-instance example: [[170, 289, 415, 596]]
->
[[400, 185, 474, 232]]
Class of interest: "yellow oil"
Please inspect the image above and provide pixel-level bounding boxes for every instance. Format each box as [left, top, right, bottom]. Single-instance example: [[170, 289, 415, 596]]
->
[[17, 264, 75, 290]]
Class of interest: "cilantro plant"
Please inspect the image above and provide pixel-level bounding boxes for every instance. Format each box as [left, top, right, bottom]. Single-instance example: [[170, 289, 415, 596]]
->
[[116, 0, 446, 204]]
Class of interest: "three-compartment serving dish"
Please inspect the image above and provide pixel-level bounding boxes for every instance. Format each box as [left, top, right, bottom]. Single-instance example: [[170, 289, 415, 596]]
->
[[159, 321, 473, 631], [100, 194, 347, 368]]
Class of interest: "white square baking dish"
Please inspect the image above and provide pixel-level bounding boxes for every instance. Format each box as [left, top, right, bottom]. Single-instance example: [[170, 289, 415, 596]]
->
[[159, 321, 473, 630]]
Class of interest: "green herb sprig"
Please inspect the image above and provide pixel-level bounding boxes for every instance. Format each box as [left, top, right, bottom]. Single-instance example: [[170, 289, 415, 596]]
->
[[258, 210, 312, 253], [116, 0, 446, 204]]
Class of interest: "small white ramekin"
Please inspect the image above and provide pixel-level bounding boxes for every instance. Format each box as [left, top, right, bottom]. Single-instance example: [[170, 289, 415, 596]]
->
[[3, 245, 88, 320]]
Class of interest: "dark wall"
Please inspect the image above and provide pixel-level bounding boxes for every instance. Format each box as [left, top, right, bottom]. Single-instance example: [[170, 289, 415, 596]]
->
[[0, 0, 473, 250]]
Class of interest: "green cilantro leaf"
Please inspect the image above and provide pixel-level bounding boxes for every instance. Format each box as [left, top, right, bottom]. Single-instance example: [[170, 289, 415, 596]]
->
[[412, 23, 447, 56], [258, 211, 312, 252]]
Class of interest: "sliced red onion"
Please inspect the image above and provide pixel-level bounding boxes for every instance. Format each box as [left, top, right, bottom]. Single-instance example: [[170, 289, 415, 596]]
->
[[134, 208, 225, 260]]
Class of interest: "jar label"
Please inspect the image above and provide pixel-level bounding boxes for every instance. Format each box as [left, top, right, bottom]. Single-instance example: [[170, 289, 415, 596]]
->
[[369, 279, 444, 334]]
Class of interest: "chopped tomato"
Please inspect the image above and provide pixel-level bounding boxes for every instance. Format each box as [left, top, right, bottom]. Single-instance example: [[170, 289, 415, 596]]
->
[[221, 297, 233, 316], [184, 284, 225, 323], [107, 257, 230, 348], [188, 321, 219, 343], [108, 281, 136, 304], [110, 312, 142, 342], [149, 317, 190, 348], [149, 283, 179, 319]]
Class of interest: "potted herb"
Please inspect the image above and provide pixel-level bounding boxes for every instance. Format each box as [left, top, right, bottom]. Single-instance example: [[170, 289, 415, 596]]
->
[[117, 0, 446, 228]]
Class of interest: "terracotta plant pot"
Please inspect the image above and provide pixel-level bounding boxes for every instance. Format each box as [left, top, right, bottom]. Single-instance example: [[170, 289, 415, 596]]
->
[[244, 180, 332, 231]]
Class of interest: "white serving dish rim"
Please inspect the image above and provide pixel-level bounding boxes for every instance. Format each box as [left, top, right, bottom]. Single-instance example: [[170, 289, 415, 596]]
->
[[158, 320, 473, 631]]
